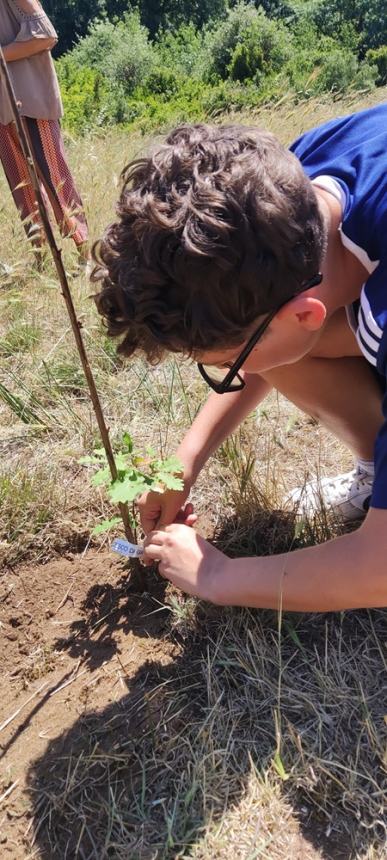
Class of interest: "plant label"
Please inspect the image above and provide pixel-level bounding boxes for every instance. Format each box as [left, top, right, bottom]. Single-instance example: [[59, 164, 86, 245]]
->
[[111, 538, 144, 558]]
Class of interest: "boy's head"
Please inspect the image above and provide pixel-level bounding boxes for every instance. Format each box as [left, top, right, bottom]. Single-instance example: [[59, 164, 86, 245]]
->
[[93, 123, 327, 364]]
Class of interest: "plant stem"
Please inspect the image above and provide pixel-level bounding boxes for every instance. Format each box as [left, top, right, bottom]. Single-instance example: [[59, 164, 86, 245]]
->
[[0, 47, 134, 542]]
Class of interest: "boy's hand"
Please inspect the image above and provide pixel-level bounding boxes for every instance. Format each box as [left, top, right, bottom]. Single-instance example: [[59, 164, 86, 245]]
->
[[137, 481, 196, 534], [142, 523, 228, 602]]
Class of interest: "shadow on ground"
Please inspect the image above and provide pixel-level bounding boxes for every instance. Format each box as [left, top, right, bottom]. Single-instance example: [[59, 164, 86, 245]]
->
[[53, 562, 169, 670], [26, 509, 386, 859]]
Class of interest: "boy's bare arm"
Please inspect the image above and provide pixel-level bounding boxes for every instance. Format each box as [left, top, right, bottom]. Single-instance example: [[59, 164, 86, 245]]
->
[[143, 508, 387, 611], [176, 372, 272, 483], [219, 507, 387, 610], [138, 373, 271, 532]]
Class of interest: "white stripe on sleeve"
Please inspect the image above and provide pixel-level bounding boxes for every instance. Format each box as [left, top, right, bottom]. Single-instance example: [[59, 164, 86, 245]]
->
[[360, 288, 383, 338], [356, 330, 378, 365]]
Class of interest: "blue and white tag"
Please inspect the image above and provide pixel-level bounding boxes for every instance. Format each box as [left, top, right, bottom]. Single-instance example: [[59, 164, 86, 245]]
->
[[111, 538, 144, 559]]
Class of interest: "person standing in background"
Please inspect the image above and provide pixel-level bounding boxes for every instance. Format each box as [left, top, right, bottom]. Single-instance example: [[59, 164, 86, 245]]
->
[[0, 0, 89, 265]]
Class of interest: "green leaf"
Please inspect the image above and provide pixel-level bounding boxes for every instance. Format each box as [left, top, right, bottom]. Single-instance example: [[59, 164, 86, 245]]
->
[[156, 472, 184, 491], [79, 449, 107, 466], [92, 517, 121, 535], [160, 455, 184, 474], [114, 453, 130, 471], [122, 432, 133, 453], [92, 447, 107, 460], [272, 752, 289, 781], [109, 475, 148, 504], [91, 467, 111, 487]]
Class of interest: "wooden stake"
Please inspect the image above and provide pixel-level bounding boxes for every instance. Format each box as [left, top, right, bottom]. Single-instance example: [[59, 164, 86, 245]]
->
[[0, 48, 134, 542]]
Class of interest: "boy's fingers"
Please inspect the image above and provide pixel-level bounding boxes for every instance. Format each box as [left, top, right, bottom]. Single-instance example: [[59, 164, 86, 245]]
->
[[184, 514, 197, 527], [144, 529, 165, 546], [157, 502, 193, 530], [174, 507, 196, 526], [139, 503, 165, 533], [143, 542, 164, 561], [140, 517, 159, 536]]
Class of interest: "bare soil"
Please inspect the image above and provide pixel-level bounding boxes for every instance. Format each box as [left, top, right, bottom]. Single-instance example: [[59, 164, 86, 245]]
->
[[0, 547, 369, 860], [0, 549, 183, 857]]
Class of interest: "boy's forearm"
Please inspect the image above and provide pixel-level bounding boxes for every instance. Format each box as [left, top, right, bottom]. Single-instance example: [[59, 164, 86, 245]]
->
[[177, 373, 271, 482], [2, 37, 56, 62], [218, 527, 386, 611]]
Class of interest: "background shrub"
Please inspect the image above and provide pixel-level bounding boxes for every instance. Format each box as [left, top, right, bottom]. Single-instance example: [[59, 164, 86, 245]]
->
[[69, 11, 155, 95], [55, 0, 382, 136], [156, 23, 207, 79], [204, 2, 292, 82], [56, 57, 131, 131], [366, 45, 387, 84], [312, 50, 377, 93]]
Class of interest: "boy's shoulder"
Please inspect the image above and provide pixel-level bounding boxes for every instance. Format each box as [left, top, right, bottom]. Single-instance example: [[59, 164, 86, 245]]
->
[[290, 103, 387, 268], [289, 103, 387, 164]]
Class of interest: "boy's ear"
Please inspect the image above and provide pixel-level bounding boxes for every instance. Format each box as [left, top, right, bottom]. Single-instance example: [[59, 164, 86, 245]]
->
[[276, 295, 327, 331]]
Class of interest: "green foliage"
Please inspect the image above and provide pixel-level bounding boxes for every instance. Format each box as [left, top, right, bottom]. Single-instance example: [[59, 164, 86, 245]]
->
[[0, 383, 45, 425], [312, 50, 377, 93], [156, 23, 207, 78], [0, 469, 54, 542], [204, 78, 265, 113], [144, 68, 181, 98], [204, 2, 292, 82], [311, 0, 387, 54], [56, 58, 112, 132], [366, 45, 387, 84], [123, 77, 212, 133], [138, 0, 228, 38], [362, 1, 387, 51], [283, 18, 377, 96], [55, 0, 381, 135], [69, 11, 155, 95], [46, 0, 229, 53], [0, 321, 40, 356], [228, 40, 264, 82], [81, 433, 184, 535]]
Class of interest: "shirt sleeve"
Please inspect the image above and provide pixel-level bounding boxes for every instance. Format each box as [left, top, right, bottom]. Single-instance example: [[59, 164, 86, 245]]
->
[[363, 267, 387, 509], [8, 1, 58, 43]]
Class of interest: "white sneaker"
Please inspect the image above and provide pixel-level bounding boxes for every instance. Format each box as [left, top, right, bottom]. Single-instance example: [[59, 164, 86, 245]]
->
[[284, 464, 373, 522]]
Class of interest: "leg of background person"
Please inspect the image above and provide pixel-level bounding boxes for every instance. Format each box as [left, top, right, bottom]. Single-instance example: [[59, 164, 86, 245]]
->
[[261, 354, 384, 461], [24, 117, 89, 255], [0, 120, 46, 250]]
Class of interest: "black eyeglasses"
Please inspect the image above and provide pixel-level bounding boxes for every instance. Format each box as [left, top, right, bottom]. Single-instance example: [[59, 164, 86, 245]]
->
[[197, 273, 323, 394]]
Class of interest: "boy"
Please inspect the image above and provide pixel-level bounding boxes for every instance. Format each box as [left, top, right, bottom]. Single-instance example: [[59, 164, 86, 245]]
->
[[94, 103, 387, 612]]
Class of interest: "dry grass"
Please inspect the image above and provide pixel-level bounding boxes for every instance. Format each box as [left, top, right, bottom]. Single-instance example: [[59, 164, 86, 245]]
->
[[1, 89, 387, 858], [26, 605, 387, 859]]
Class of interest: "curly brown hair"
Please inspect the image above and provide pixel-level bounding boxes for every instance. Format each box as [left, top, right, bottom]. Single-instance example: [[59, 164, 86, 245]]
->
[[93, 123, 326, 362]]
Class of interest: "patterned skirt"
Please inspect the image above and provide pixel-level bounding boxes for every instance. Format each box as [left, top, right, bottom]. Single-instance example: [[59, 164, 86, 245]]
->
[[0, 117, 88, 248]]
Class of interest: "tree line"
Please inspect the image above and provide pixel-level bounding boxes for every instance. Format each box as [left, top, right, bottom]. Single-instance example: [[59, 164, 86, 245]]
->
[[46, 0, 387, 56], [52, 1, 387, 135]]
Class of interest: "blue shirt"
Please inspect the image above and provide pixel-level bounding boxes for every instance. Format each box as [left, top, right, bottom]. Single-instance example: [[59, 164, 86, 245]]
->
[[290, 104, 387, 508]]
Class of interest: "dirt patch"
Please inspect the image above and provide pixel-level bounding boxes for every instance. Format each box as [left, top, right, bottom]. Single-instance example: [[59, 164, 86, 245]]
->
[[0, 549, 181, 857], [1, 545, 385, 859]]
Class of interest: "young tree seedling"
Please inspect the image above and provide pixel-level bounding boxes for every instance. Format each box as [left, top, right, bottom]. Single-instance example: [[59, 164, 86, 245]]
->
[[81, 432, 184, 544]]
